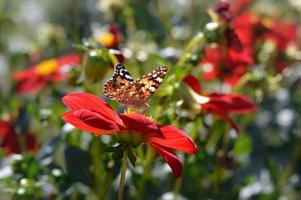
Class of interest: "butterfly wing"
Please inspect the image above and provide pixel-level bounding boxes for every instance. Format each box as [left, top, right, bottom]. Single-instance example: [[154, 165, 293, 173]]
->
[[103, 64, 134, 98], [134, 65, 168, 103]]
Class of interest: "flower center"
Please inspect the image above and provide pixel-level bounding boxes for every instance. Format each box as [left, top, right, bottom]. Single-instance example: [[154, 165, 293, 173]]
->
[[261, 17, 274, 29], [113, 131, 146, 147], [97, 32, 115, 48], [34, 59, 58, 76]]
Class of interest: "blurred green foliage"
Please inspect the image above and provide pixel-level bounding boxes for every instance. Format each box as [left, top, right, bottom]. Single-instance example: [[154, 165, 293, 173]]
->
[[0, 0, 301, 199]]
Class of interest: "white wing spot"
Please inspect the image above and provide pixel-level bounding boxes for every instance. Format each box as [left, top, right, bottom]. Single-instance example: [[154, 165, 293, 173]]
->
[[149, 86, 156, 92], [156, 77, 163, 82], [125, 74, 132, 80]]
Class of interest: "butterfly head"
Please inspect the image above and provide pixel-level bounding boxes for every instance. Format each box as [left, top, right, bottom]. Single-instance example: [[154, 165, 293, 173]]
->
[[113, 63, 134, 82]]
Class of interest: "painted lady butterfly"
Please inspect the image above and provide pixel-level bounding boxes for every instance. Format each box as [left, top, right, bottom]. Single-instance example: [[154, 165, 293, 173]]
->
[[103, 63, 168, 109]]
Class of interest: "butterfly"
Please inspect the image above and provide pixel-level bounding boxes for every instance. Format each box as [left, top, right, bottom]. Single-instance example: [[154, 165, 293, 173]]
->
[[103, 63, 168, 109]]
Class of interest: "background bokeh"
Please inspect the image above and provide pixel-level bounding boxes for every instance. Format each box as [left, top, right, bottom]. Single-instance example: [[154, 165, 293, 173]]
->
[[0, 0, 301, 199]]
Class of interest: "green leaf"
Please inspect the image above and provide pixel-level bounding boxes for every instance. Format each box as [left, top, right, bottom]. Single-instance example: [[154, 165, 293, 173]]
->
[[233, 134, 252, 156], [37, 134, 61, 160], [72, 44, 90, 52], [64, 145, 92, 186], [205, 121, 226, 154], [127, 148, 137, 167], [112, 147, 124, 160], [266, 158, 280, 184]]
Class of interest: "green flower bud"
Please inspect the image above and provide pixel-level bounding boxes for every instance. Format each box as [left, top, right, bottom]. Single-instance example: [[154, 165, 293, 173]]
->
[[204, 22, 221, 43], [67, 67, 81, 86], [83, 50, 110, 83]]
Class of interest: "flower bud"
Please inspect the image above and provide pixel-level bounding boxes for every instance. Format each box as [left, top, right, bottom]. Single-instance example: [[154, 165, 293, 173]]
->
[[83, 50, 110, 83], [11, 154, 23, 173], [188, 51, 204, 65], [204, 22, 221, 43], [67, 67, 81, 86]]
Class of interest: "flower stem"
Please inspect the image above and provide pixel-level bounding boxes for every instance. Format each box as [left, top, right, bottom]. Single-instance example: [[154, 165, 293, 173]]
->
[[173, 176, 183, 199], [276, 137, 301, 189], [135, 148, 155, 200], [176, 32, 204, 66], [123, 7, 137, 39], [108, 50, 119, 65], [118, 148, 128, 200], [90, 136, 107, 199]]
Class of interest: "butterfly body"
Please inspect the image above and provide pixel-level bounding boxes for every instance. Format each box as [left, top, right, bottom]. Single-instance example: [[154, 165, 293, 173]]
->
[[103, 64, 167, 109]]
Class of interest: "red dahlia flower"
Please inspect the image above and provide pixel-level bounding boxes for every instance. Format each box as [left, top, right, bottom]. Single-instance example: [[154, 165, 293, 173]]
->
[[262, 19, 297, 52], [12, 53, 81, 94], [201, 93, 256, 132], [0, 120, 37, 155], [183, 75, 256, 132], [200, 47, 250, 86], [206, 3, 256, 86], [62, 93, 197, 177]]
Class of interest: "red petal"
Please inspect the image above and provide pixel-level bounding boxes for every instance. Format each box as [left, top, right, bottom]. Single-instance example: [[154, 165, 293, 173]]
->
[[205, 93, 256, 114], [200, 47, 221, 81], [12, 69, 49, 93], [0, 120, 12, 137], [226, 46, 253, 66], [216, 113, 240, 132], [225, 27, 243, 52], [202, 63, 220, 81], [16, 77, 48, 94], [51, 72, 64, 82], [25, 133, 38, 152], [62, 93, 124, 127], [183, 75, 201, 93], [57, 53, 81, 68], [119, 113, 159, 134], [0, 125, 20, 154], [149, 143, 183, 177], [148, 125, 197, 153], [62, 110, 119, 135], [231, 13, 255, 45], [12, 70, 35, 80], [223, 65, 247, 86]]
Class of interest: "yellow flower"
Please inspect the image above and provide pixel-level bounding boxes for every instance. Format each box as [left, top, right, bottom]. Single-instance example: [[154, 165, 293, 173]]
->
[[34, 59, 58, 75], [97, 32, 115, 48]]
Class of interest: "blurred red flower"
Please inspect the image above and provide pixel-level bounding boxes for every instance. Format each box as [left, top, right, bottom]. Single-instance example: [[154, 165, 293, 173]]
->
[[97, 24, 122, 49], [96, 24, 125, 64], [0, 120, 37, 155], [202, 93, 256, 132], [200, 47, 221, 81], [200, 47, 250, 86], [262, 19, 297, 52], [226, 9, 298, 73], [201, 8, 256, 86], [12, 53, 81, 94], [206, 3, 257, 86], [231, 12, 256, 46], [184, 75, 256, 132], [225, 27, 243, 52], [212, 1, 232, 21], [213, 0, 252, 21], [62, 93, 197, 177]]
